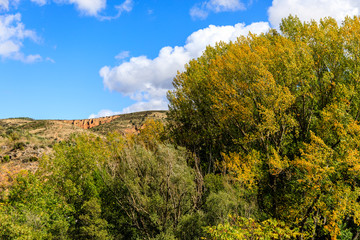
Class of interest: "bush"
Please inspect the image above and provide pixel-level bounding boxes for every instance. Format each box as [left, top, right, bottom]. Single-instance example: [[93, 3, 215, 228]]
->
[[7, 131, 20, 141], [28, 156, 38, 162], [13, 142, 26, 151], [2, 155, 10, 163]]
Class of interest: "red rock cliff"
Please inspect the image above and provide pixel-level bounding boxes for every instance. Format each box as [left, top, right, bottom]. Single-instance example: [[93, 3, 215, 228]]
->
[[61, 115, 120, 129]]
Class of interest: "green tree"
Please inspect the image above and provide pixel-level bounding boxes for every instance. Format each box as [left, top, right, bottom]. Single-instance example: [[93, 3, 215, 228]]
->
[[104, 131, 200, 239], [0, 172, 71, 239], [39, 131, 202, 239], [40, 134, 112, 238]]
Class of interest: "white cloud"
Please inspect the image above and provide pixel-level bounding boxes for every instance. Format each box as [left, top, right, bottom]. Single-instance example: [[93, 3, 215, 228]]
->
[[66, 0, 106, 16], [121, 99, 168, 114], [30, 0, 47, 6], [45, 57, 55, 63], [0, 13, 41, 62], [27, 0, 132, 18], [0, 40, 19, 55], [17, 53, 42, 63], [116, 0, 132, 13], [0, 0, 9, 10], [89, 109, 121, 119], [0, 0, 20, 10], [207, 0, 245, 12], [191, 0, 245, 20], [190, 7, 209, 20], [96, 0, 133, 20], [58, 0, 132, 18], [115, 50, 130, 60], [100, 21, 270, 112], [268, 0, 360, 27], [90, 100, 168, 117]]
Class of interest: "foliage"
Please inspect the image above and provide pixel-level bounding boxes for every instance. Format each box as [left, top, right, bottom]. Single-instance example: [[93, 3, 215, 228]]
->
[[0, 172, 71, 239], [37, 130, 201, 239], [39, 134, 113, 238], [13, 141, 26, 150], [104, 130, 200, 239], [167, 15, 360, 238], [136, 118, 167, 148], [7, 130, 20, 141], [2, 155, 10, 162], [204, 216, 301, 240], [28, 156, 38, 162]]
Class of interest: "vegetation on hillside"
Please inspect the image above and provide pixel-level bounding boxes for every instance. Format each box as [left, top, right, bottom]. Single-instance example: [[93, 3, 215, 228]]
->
[[0, 118, 90, 193], [2, 15, 360, 239], [90, 111, 167, 135], [0, 111, 166, 195]]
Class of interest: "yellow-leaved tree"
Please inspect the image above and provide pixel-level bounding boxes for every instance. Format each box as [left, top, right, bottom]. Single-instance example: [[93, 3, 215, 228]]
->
[[168, 15, 360, 239]]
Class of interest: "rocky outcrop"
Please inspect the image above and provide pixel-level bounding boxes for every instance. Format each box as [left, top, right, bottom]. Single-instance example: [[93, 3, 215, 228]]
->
[[61, 115, 120, 129]]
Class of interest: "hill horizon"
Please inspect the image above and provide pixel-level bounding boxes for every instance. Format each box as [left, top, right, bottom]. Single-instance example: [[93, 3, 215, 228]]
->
[[0, 110, 167, 191]]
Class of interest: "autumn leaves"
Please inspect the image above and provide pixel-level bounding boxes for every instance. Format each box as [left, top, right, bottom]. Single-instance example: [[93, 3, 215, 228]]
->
[[168, 15, 360, 239]]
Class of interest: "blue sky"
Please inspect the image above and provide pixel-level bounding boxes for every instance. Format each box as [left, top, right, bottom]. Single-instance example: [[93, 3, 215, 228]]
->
[[0, 0, 359, 119]]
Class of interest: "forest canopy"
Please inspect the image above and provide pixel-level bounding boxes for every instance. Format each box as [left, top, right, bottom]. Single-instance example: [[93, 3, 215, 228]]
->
[[2, 15, 360, 239]]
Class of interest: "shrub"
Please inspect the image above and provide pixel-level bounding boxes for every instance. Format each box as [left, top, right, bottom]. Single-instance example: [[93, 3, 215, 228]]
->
[[2, 155, 10, 163], [29, 156, 38, 162], [13, 142, 26, 150], [7, 130, 20, 141]]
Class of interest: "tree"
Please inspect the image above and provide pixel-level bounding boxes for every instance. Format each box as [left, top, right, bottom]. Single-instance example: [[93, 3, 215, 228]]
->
[[40, 130, 202, 239], [40, 134, 112, 238], [0, 172, 71, 239], [167, 15, 360, 239], [104, 129, 200, 239]]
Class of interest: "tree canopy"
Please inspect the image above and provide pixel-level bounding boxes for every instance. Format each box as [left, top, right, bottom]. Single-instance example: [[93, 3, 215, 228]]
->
[[168, 15, 360, 239]]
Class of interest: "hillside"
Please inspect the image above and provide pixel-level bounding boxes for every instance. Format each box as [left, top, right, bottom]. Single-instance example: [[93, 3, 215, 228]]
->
[[0, 111, 167, 192], [60, 115, 121, 129], [90, 111, 167, 135]]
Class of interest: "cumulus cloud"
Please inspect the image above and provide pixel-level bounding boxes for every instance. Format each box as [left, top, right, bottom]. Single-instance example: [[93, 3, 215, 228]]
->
[[89, 109, 121, 119], [268, 0, 360, 27], [100, 21, 270, 113], [0, 13, 41, 63], [190, 0, 245, 20]]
